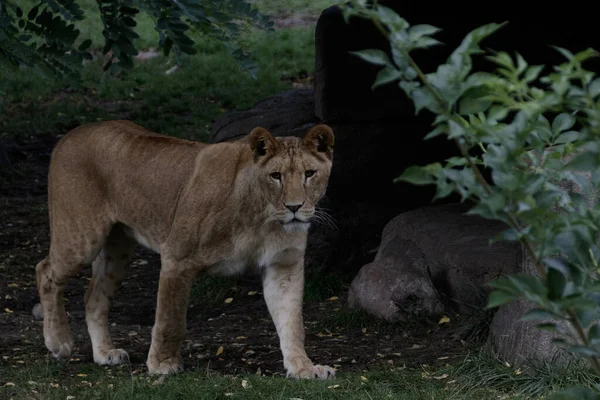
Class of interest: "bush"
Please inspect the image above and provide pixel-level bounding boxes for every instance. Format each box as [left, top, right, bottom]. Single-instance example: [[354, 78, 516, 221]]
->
[[342, 1, 600, 397]]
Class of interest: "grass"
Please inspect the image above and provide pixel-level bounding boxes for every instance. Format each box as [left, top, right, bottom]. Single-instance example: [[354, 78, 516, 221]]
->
[[0, 358, 524, 400], [3, 349, 597, 399]]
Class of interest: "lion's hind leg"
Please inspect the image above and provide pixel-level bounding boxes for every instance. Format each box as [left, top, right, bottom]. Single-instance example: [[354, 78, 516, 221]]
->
[[36, 230, 106, 360], [84, 224, 136, 365]]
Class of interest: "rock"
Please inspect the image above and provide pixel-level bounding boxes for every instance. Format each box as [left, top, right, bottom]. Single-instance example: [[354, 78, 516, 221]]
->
[[348, 241, 443, 322], [348, 203, 520, 321], [210, 89, 318, 144]]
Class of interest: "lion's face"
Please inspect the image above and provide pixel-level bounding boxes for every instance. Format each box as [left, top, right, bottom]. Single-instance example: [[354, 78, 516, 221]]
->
[[248, 125, 334, 230]]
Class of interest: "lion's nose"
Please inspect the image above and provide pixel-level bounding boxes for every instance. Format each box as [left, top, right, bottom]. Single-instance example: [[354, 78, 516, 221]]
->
[[286, 203, 303, 213]]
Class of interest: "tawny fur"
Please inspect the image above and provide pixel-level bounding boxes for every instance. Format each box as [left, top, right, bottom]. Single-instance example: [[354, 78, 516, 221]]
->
[[34, 120, 336, 379]]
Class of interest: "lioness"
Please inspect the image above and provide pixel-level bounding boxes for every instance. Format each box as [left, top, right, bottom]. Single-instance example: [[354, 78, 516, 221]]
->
[[34, 120, 336, 379]]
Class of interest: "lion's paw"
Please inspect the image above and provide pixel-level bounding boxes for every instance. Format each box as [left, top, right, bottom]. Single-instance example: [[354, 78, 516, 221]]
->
[[44, 332, 73, 360], [147, 357, 183, 375], [94, 348, 129, 365], [287, 364, 336, 380]]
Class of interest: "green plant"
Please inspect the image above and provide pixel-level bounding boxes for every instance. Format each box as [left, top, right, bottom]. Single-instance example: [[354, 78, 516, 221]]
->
[[0, 0, 274, 78], [342, 1, 600, 398]]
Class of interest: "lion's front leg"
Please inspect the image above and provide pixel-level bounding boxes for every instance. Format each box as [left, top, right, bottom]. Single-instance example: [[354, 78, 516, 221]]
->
[[147, 259, 197, 375], [262, 259, 335, 379]]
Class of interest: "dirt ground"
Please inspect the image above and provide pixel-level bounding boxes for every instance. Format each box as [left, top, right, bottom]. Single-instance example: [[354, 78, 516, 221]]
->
[[0, 121, 478, 381]]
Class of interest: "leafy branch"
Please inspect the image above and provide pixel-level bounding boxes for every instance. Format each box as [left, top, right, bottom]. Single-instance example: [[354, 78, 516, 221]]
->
[[0, 0, 274, 79], [342, 0, 600, 393]]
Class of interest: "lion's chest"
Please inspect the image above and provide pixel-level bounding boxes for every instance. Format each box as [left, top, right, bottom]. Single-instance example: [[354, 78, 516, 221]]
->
[[204, 231, 304, 276]]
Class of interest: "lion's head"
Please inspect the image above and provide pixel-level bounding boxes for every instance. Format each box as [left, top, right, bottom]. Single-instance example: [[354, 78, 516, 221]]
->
[[247, 124, 335, 231]]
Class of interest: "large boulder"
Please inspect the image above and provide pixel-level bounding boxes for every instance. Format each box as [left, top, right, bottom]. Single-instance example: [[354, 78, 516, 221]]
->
[[348, 203, 520, 321], [210, 89, 318, 144]]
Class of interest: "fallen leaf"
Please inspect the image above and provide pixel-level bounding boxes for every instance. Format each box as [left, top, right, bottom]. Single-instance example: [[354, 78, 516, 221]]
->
[[3, 382, 15, 387], [327, 296, 338, 301], [76, 374, 87, 377], [433, 374, 449, 380], [241, 379, 251, 389], [248, 291, 258, 296], [128, 331, 138, 336], [236, 336, 247, 340], [437, 356, 449, 360], [4, 308, 13, 314], [216, 346, 224, 356], [67, 396, 76, 400], [50, 382, 59, 388], [224, 298, 233, 304], [327, 384, 341, 389], [224, 393, 233, 397], [438, 316, 450, 324], [360, 376, 368, 382]]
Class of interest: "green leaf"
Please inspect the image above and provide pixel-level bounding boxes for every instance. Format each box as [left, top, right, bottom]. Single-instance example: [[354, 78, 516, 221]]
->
[[486, 290, 517, 308], [487, 105, 509, 122], [565, 152, 599, 171], [521, 308, 558, 321], [552, 113, 576, 134], [589, 78, 600, 98], [589, 323, 600, 344], [394, 166, 434, 185], [372, 66, 401, 89], [553, 131, 580, 145], [552, 46, 574, 61], [411, 86, 443, 114], [78, 39, 92, 51], [424, 124, 448, 140], [508, 274, 546, 296], [414, 37, 443, 49], [547, 267, 566, 301], [567, 346, 600, 357], [524, 65, 544, 83], [409, 24, 442, 39], [447, 119, 466, 139], [350, 49, 392, 66]]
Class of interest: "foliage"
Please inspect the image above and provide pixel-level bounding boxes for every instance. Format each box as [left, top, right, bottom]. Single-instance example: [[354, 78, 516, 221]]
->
[[342, 0, 600, 397], [0, 0, 274, 80]]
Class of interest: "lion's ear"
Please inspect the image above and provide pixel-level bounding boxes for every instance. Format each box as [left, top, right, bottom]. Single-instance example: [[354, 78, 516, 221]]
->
[[303, 124, 334, 160], [248, 127, 279, 162]]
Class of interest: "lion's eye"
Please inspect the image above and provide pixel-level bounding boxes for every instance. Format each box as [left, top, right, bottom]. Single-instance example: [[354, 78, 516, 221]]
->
[[270, 172, 281, 180], [305, 170, 316, 178]]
